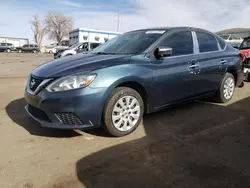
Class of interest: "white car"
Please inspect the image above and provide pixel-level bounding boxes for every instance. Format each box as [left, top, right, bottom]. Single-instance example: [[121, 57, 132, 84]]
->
[[219, 34, 243, 44], [57, 42, 101, 58]]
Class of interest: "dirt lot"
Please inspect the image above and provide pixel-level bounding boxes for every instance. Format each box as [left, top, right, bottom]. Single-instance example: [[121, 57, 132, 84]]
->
[[1, 53, 250, 188]]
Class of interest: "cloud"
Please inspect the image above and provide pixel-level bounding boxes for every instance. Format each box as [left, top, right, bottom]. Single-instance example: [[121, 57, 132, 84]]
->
[[0, 0, 250, 45], [61, 0, 82, 8]]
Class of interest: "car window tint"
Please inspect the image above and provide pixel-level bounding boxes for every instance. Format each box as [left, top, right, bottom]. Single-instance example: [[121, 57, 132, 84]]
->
[[1, 43, 6, 46], [196, 32, 219, 53], [160, 31, 193, 56], [240, 38, 250, 49], [90, 43, 100, 50], [35, 45, 38, 47], [30, 45, 34, 47], [217, 36, 226, 49]]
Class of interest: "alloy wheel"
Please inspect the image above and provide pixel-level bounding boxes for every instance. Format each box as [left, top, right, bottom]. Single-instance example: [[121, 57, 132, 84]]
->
[[223, 77, 235, 100], [112, 95, 141, 132]]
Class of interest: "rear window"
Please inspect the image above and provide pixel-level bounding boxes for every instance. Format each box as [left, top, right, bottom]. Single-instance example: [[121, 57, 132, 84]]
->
[[217, 36, 226, 50], [196, 32, 219, 53], [240, 38, 250, 49]]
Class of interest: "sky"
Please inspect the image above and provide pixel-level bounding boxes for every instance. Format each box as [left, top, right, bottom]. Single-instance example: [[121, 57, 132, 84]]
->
[[0, 0, 250, 45]]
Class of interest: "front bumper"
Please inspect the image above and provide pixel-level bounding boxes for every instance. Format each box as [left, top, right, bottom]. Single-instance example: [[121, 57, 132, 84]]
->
[[24, 86, 107, 129]]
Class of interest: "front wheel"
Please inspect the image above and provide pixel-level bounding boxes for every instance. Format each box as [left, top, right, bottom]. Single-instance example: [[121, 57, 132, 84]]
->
[[103, 87, 144, 137], [33, 50, 37, 53], [6, 49, 11, 53], [214, 73, 235, 103]]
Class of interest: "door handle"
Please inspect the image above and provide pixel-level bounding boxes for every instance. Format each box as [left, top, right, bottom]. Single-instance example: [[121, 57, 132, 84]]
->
[[220, 60, 227, 64], [188, 64, 199, 69]]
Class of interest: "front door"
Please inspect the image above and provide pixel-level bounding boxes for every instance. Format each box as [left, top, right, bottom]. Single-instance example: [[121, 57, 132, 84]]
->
[[151, 30, 201, 107]]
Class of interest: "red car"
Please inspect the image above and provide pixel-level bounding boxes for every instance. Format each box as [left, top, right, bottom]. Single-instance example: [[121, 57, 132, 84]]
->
[[239, 37, 250, 63], [239, 37, 250, 81]]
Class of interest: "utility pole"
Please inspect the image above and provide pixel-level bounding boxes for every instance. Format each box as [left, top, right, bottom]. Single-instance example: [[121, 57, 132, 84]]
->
[[116, 9, 120, 32]]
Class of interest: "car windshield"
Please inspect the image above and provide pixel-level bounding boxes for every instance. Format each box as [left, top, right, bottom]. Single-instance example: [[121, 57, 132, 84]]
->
[[219, 34, 230, 40], [240, 38, 250, 49], [92, 30, 167, 54]]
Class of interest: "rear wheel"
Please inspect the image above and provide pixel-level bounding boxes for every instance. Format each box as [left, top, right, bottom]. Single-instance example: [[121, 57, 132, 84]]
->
[[18, 49, 22, 53], [214, 73, 235, 103], [33, 50, 37, 53], [103, 87, 144, 137], [6, 49, 11, 53]]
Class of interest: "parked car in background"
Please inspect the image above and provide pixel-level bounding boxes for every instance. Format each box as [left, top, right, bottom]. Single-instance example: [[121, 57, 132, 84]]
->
[[239, 37, 250, 59], [218, 34, 243, 44], [0, 42, 15, 52], [230, 42, 241, 49], [25, 27, 244, 137], [16, 44, 39, 53], [54, 42, 101, 59]]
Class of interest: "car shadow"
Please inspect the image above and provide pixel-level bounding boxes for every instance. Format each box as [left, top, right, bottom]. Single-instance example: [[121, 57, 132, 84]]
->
[[5, 98, 82, 138], [72, 97, 250, 188]]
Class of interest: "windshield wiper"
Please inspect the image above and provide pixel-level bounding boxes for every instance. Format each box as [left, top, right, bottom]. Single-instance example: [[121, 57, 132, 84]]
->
[[96, 52, 116, 55]]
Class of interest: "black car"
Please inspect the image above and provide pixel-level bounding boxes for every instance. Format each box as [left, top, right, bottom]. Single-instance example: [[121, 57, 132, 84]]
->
[[16, 44, 39, 53], [0, 43, 15, 52]]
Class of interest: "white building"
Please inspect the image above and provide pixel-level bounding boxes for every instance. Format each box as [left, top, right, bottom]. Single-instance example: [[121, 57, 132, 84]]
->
[[69, 28, 121, 46], [0, 36, 29, 47]]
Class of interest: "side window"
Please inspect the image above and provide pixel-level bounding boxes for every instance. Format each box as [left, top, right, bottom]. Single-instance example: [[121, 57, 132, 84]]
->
[[216, 36, 226, 50], [196, 32, 219, 53], [35, 45, 38, 48], [160, 31, 193, 56], [23, 45, 28, 48], [30, 45, 34, 48], [90, 43, 100, 50], [1, 43, 6, 46]]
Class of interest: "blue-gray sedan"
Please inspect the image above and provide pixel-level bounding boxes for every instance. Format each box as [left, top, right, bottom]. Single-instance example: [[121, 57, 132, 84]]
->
[[25, 27, 244, 137]]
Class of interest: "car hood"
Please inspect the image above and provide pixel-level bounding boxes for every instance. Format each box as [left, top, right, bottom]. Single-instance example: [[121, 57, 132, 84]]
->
[[32, 53, 131, 78]]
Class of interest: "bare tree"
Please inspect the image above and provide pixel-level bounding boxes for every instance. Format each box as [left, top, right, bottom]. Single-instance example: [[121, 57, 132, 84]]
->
[[30, 15, 47, 48], [45, 12, 73, 45]]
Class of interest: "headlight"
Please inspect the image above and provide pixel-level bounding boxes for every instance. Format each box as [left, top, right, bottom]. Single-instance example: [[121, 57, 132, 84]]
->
[[46, 74, 96, 92]]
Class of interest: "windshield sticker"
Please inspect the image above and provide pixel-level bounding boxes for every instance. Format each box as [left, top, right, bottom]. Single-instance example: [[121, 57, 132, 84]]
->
[[145, 30, 165, 34]]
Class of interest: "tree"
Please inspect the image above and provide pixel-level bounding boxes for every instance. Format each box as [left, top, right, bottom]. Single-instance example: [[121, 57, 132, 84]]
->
[[45, 12, 73, 45], [30, 15, 48, 48]]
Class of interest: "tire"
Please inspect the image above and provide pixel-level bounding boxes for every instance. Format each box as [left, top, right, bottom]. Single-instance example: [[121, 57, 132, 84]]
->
[[214, 73, 235, 103], [18, 49, 22, 53], [103, 87, 144, 137], [6, 49, 11, 53], [33, 50, 37, 53]]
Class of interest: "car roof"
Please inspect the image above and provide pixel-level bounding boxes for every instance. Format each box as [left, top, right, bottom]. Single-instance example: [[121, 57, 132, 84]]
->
[[128, 27, 215, 34]]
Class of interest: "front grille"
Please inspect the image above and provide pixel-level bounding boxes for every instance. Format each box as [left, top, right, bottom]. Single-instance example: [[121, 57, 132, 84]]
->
[[55, 112, 83, 125], [29, 75, 43, 92], [28, 105, 51, 122]]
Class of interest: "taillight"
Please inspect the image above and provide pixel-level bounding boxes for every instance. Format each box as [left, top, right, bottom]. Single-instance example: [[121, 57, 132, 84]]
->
[[240, 53, 246, 64]]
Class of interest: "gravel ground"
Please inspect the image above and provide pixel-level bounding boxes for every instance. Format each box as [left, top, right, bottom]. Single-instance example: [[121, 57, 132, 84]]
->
[[1, 53, 250, 188]]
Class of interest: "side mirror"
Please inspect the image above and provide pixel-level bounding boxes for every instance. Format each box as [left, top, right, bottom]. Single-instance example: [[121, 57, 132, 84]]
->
[[157, 46, 173, 57]]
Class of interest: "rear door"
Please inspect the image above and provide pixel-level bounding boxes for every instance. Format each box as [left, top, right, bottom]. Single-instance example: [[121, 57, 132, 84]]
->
[[193, 31, 225, 94]]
